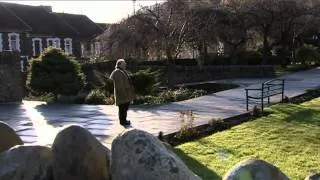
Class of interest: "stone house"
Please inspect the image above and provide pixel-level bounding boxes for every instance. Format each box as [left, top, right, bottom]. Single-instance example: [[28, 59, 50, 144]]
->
[[0, 2, 104, 60]]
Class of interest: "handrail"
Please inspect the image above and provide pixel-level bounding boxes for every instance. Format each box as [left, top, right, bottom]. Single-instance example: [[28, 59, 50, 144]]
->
[[245, 88, 262, 91], [264, 79, 284, 84], [245, 79, 285, 112]]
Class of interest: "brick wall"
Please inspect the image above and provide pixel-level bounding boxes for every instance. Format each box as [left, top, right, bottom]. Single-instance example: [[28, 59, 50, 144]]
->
[[0, 52, 23, 103]]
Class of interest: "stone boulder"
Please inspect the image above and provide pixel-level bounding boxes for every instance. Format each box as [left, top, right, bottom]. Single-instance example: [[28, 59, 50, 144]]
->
[[0, 121, 23, 153], [223, 158, 289, 180], [51, 125, 111, 180], [305, 173, 320, 180], [0, 145, 52, 180], [111, 129, 201, 180]]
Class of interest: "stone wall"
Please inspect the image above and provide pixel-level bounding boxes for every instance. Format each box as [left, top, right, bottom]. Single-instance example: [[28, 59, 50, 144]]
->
[[0, 52, 23, 103], [163, 65, 276, 84], [82, 61, 276, 86]]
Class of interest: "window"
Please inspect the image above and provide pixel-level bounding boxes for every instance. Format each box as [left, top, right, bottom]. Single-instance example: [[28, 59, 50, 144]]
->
[[312, 35, 318, 40], [47, 38, 60, 48], [64, 38, 72, 54], [20, 56, 28, 72], [0, 33, 2, 52], [94, 42, 101, 55], [90, 43, 94, 55], [217, 41, 224, 56], [81, 43, 85, 57], [32, 38, 43, 56], [8, 33, 20, 51]]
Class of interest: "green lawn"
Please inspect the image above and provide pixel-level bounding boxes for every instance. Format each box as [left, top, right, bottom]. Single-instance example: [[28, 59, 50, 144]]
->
[[175, 98, 320, 180]]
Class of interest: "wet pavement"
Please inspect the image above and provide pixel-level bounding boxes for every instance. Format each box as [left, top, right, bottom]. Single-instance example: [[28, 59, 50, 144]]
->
[[1, 67, 319, 149]]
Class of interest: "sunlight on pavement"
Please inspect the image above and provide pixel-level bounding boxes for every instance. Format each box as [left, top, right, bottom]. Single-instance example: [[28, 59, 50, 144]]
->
[[22, 101, 66, 146]]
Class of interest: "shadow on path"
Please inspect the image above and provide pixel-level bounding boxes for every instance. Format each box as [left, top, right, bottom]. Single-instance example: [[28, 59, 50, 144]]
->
[[0, 103, 38, 144], [34, 103, 115, 143]]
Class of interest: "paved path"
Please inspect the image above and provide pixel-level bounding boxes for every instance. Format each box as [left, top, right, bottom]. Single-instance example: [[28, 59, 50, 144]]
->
[[1, 67, 319, 149]]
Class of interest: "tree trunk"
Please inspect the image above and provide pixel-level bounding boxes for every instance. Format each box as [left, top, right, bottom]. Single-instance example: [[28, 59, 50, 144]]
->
[[166, 50, 175, 88], [54, 93, 58, 102], [262, 27, 270, 64], [230, 45, 238, 65], [196, 41, 206, 70]]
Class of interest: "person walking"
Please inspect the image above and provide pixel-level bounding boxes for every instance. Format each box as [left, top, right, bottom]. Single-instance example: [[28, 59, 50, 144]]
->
[[110, 59, 135, 126]]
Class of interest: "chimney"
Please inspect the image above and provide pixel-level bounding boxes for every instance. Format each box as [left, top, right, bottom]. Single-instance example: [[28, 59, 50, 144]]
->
[[40, 5, 52, 12]]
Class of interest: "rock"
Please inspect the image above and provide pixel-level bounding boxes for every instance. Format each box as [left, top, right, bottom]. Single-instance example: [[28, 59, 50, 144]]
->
[[223, 158, 289, 180], [111, 129, 201, 180], [0, 145, 52, 180], [52, 125, 111, 180], [305, 173, 320, 180], [0, 121, 23, 153]]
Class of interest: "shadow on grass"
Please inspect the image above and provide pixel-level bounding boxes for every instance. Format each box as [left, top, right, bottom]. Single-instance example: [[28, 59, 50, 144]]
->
[[284, 108, 320, 126], [174, 148, 221, 180], [269, 104, 320, 126]]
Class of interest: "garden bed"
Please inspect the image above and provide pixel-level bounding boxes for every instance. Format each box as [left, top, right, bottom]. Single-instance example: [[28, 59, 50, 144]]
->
[[133, 83, 239, 105], [177, 83, 239, 94], [160, 88, 320, 147]]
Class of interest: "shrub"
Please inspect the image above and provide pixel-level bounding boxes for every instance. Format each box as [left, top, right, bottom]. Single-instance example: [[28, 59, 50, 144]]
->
[[251, 105, 262, 118], [174, 88, 192, 101], [206, 55, 232, 65], [84, 89, 107, 105], [73, 95, 86, 104], [286, 64, 313, 72], [27, 47, 85, 100], [133, 95, 162, 105], [296, 44, 319, 65], [305, 89, 320, 96], [159, 90, 177, 102], [191, 89, 207, 98], [282, 96, 290, 103], [133, 88, 206, 105], [103, 75, 114, 96], [208, 118, 224, 127], [176, 110, 198, 140], [131, 69, 161, 96], [24, 92, 55, 103], [159, 88, 206, 102], [236, 51, 262, 65]]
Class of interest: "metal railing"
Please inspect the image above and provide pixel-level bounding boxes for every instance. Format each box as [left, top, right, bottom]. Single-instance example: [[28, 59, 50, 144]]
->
[[245, 79, 284, 112]]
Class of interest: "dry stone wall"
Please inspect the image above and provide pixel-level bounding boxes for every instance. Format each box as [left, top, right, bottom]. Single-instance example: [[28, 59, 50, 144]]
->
[[0, 52, 23, 103], [82, 61, 276, 86]]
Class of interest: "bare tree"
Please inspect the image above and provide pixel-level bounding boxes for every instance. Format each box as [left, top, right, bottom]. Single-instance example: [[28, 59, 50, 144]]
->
[[134, 0, 190, 62], [218, 0, 253, 64], [99, 15, 154, 60], [271, 0, 310, 66], [244, 0, 277, 64], [186, 7, 224, 60]]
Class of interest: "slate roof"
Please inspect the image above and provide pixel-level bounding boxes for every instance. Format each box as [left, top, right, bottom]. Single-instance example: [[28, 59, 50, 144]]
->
[[55, 13, 104, 38], [96, 23, 110, 30], [0, 2, 78, 36], [0, 2, 102, 38], [0, 4, 32, 32]]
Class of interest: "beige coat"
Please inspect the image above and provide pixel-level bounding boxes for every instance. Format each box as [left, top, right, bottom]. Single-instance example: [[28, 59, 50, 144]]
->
[[110, 68, 135, 105]]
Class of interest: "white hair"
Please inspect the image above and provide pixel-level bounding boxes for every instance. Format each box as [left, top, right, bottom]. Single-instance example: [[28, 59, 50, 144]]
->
[[115, 59, 126, 68]]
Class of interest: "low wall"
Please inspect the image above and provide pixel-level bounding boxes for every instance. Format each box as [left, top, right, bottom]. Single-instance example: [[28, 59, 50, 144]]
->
[[82, 61, 276, 86], [165, 65, 276, 84], [0, 52, 23, 103]]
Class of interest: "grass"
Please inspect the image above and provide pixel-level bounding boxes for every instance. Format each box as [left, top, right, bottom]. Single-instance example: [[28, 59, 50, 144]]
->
[[175, 98, 320, 180]]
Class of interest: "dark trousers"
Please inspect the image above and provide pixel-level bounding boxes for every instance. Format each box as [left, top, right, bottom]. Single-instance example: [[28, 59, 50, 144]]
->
[[118, 102, 130, 124]]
